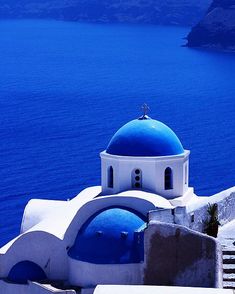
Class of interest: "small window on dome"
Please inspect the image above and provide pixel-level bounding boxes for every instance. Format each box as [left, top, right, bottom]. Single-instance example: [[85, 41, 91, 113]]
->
[[165, 167, 173, 190], [132, 169, 142, 189], [108, 166, 114, 188]]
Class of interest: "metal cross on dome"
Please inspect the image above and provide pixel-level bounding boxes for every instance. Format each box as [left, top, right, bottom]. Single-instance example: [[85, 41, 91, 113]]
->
[[139, 103, 150, 120], [141, 103, 150, 116]]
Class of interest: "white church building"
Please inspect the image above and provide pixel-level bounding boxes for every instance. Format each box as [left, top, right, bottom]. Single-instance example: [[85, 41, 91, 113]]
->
[[0, 108, 234, 294]]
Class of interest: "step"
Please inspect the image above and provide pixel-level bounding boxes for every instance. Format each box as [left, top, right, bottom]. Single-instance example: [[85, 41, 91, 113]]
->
[[223, 255, 235, 264], [223, 264, 235, 273], [223, 281, 235, 289], [222, 249, 235, 255], [221, 239, 235, 248], [223, 273, 235, 281]]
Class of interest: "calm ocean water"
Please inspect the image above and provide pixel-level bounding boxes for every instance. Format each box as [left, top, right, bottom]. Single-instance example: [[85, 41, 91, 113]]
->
[[0, 20, 234, 246]]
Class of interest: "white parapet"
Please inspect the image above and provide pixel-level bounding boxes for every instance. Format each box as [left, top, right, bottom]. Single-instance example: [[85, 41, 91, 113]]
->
[[94, 285, 234, 294]]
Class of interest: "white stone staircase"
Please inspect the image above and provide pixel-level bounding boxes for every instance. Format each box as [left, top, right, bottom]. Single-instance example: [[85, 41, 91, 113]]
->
[[217, 219, 235, 290], [222, 247, 235, 289]]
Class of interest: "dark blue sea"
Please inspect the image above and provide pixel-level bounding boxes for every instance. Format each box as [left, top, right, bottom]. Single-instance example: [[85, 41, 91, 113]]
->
[[0, 20, 234, 246]]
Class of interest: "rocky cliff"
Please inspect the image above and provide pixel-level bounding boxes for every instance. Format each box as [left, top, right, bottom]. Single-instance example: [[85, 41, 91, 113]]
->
[[187, 0, 235, 50], [0, 0, 210, 26]]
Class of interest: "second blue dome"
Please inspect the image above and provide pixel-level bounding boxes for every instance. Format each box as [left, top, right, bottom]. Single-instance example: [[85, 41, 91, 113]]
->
[[106, 118, 184, 157], [68, 208, 145, 264]]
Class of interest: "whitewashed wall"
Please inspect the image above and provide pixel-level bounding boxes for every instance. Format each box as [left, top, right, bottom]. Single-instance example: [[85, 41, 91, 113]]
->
[[143, 221, 223, 288], [68, 258, 143, 287], [149, 187, 235, 233], [0, 231, 68, 280]]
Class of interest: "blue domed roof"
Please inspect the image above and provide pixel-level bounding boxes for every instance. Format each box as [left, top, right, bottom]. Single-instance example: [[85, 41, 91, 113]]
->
[[106, 117, 184, 157], [68, 208, 146, 264]]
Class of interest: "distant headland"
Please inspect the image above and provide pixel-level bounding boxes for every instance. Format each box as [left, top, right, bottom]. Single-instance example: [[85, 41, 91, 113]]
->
[[0, 0, 210, 26], [186, 0, 235, 51]]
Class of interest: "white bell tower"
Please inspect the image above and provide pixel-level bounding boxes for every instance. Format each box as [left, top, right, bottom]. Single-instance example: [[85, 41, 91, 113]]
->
[[100, 106, 191, 199]]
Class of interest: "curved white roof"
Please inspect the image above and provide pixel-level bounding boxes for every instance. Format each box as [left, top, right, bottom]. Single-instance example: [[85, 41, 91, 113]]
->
[[117, 190, 173, 209]]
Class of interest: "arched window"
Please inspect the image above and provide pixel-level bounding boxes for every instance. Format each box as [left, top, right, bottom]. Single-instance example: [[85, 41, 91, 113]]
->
[[165, 167, 173, 190], [8, 261, 47, 284], [108, 166, 114, 188], [132, 169, 142, 189]]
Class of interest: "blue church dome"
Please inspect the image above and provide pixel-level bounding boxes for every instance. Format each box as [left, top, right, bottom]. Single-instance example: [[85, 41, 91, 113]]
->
[[106, 117, 184, 157], [68, 208, 146, 264]]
